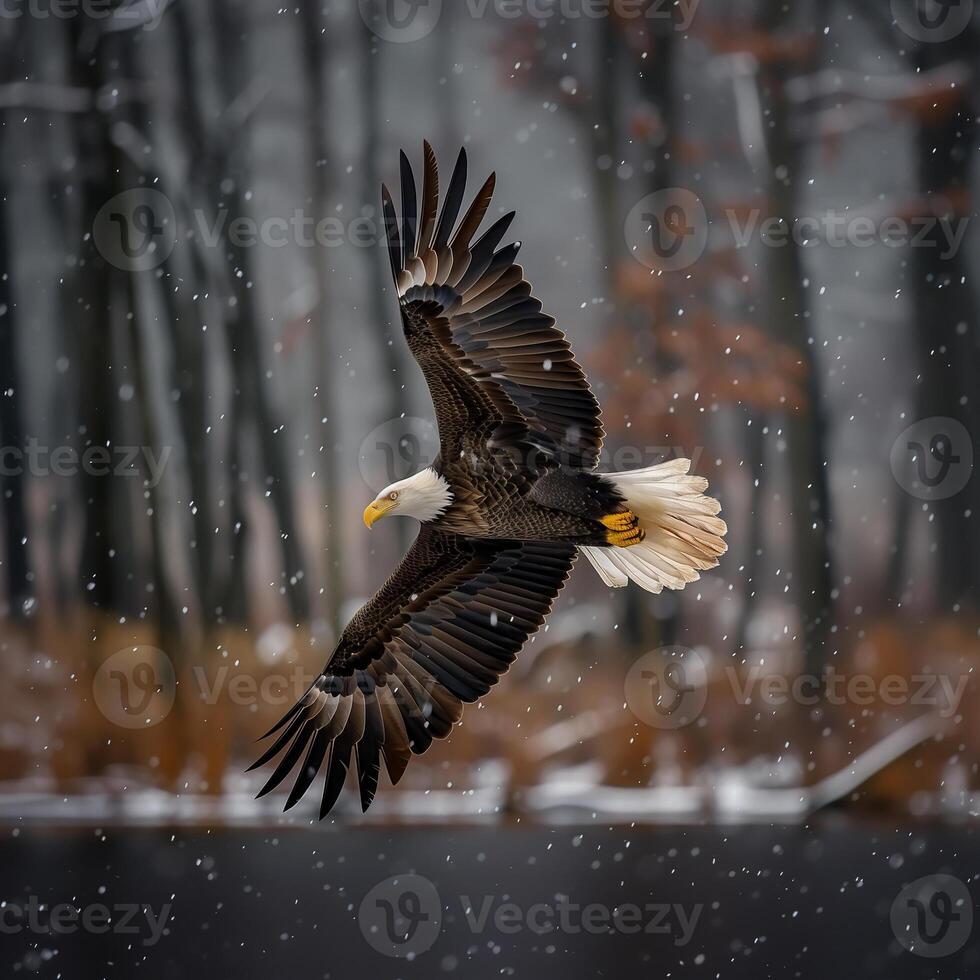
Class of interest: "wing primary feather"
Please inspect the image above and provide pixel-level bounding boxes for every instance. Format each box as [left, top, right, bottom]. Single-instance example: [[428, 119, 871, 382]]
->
[[284, 728, 330, 811], [320, 738, 353, 819], [451, 172, 495, 253], [433, 146, 467, 253], [377, 685, 412, 784], [247, 709, 310, 771], [399, 150, 418, 261], [456, 213, 516, 294], [417, 140, 439, 256], [256, 683, 314, 740], [356, 694, 385, 812], [381, 184, 401, 285], [255, 721, 312, 798]]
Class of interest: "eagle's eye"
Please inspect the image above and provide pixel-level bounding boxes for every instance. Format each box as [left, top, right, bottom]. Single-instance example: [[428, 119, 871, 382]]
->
[[388, 491, 399, 501]]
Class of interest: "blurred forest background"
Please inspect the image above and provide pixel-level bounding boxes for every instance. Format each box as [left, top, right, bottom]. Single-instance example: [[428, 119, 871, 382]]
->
[[0, 0, 978, 823]]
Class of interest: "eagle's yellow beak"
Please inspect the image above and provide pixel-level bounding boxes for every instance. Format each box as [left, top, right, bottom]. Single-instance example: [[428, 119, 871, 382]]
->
[[363, 497, 397, 529]]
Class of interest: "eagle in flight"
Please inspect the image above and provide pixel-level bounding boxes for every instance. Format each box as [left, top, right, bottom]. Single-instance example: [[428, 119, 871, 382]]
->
[[251, 144, 727, 817]]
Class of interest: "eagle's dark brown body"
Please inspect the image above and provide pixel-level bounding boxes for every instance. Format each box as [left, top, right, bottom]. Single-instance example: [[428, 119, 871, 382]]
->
[[404, 298, 634, 546]]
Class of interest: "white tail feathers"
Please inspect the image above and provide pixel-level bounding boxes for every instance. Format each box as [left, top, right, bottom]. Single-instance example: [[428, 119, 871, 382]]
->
[[580, 459, 727, 595]]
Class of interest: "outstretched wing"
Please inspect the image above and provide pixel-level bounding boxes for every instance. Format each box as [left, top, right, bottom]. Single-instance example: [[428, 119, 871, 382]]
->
[[382, 143, 605, 469], [250, 526, 575, 817]]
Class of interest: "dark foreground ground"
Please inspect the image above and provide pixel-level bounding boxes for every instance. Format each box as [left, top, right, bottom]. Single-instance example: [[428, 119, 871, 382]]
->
[[0, 818, 976, 979]]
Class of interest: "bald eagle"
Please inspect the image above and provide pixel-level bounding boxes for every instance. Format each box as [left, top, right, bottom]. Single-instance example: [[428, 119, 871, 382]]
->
[[250, 144, 727, 817]]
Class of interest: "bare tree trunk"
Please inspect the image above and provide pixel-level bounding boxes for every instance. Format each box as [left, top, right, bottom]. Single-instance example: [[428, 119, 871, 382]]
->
[[299, 0, 345, 637], [591, 15, 620, 298], [0, 182, 32, 616], [734, 410, 766, 656], [361, 20, 412, 552], [213, 0, 311, 624], [909, 35, 978, 607], [758, 0, 835, 675], [69, 23, 118, 615]]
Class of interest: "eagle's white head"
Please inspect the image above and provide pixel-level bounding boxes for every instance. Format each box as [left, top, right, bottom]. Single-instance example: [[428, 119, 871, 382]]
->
[[363, 468, 453, 528]]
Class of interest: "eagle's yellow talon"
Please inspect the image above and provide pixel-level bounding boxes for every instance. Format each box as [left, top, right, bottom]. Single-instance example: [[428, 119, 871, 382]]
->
[[600, 511, 637, 531], [605, 526, 646, 548]]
